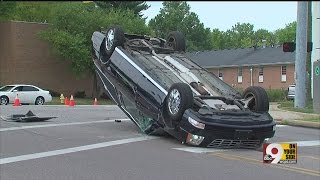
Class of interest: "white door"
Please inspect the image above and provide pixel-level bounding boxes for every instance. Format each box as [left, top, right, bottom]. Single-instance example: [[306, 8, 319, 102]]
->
[[10, 86, 26, 103], [22, 86, 39, 104]]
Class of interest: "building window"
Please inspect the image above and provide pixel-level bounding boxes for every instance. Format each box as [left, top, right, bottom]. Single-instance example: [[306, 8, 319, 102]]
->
[[218, 69, 223, 80], [259, 66, 264, 83], [238, 67, 243, 83], [281, 65, 287, 82]]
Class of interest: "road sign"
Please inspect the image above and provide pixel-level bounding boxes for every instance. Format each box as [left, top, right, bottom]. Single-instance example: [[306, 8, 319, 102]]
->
[[316, 66, 320, 76]]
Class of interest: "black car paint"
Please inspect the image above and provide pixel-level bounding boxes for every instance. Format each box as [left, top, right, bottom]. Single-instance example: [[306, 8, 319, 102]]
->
[[91, 31, 276, 148]]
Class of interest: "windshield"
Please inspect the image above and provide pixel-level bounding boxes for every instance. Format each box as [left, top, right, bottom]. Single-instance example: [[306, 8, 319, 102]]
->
[[0, 85, 15, 92]]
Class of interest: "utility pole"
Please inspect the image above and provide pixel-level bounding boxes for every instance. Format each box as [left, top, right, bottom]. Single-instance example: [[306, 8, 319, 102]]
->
[[294, 1, 308, 108], [312, 1, 320, 113], [306, 1, 312, 101]]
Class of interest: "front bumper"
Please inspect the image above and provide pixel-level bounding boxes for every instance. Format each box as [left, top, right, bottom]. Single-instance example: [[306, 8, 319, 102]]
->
[[171, 110, 276, 148]]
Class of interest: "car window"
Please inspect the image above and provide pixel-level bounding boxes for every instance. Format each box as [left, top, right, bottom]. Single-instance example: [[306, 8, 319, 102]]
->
[[22, 86, 39, 91], [0, 85, 15, 91], [12, 86, 23, 92]]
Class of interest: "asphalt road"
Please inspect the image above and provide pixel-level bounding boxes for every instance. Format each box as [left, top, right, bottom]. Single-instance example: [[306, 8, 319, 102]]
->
[[0, 105, 319, 180]]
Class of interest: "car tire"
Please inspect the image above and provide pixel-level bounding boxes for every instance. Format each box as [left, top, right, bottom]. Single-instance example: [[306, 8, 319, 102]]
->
[[100, 25, 125, 64], [166, 31, 186, 52], [242, 86, 269, 112], [164, 83, 193, 124], [0, 96, 9, 105], [256, 138, 268, 150], [35, 96, 45, 105]]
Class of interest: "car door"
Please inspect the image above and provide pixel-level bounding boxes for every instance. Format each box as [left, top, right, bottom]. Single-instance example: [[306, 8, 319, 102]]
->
[[10, 86, 25, 103], [22, 86, 39, 104]]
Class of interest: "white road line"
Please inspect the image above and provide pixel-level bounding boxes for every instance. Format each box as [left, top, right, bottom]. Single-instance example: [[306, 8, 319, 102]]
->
[[0, 136, 159, 165], [0, 119, 131, 132], [279, 140, 320, 147], [173, 147, 227, 154], [276, 125, 288, 127]]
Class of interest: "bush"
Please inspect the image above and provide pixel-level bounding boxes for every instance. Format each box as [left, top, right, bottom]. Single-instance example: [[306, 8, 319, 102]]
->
[[48, 89, 61, 97], [100, 92, 111, 100], [74, 91, 86, 98], [266, 89, 287, 102]]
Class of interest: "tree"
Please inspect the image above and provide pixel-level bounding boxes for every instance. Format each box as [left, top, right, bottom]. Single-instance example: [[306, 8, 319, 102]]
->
[[230, 22, 255, 48], [211, 23, 278, 50], [0, 1, 16, 21], [37, 2, 150, 97], [149, 1, 212, 51], [12, 2, 61, 22], [274, 21, 296, 44], [254, 29, 276, 47], [95, 1, 150, 18], [38, 2, 150, 77], [211, 28, 224, 50]]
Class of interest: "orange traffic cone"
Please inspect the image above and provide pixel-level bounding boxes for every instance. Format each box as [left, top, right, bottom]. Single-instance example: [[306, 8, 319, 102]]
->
[[69, 95, 75, 107], [93, 98, 98, 106], [64, 97, 69, 106], [13, 94, 21, 106]]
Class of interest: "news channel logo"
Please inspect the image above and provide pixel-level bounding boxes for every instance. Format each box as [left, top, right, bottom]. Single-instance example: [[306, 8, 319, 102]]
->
[[263, 143, 297, 164]]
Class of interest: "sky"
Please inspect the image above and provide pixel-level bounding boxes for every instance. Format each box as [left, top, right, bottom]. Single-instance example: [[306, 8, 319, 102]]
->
[[142, 1, 297, 32]]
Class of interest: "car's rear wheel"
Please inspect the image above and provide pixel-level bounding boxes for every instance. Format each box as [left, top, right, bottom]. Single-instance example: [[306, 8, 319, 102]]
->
[[35, 96, 45, 105], [100, 25, 125, 64], [164, 83, 193, 125], [166, 31, 186, 52], [0, 96, 9, 105], [242, 86, 269, 112]]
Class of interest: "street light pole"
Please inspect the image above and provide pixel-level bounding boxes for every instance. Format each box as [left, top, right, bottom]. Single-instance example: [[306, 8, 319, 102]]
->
[[294, 1, 308, 108]]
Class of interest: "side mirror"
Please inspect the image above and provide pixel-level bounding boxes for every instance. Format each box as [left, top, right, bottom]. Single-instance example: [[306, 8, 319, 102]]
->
[[12, 90, 18, 92]]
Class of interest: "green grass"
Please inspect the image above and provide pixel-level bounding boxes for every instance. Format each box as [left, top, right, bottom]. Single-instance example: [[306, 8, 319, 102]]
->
[[266, 89, 287, 102], [278, 100, 319, 114], [46, 97, 115, 105], [301, 116, 320, 122]]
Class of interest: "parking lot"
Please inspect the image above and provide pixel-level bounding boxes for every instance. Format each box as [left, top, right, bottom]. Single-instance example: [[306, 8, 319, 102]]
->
[[0, 105, 319, 180]]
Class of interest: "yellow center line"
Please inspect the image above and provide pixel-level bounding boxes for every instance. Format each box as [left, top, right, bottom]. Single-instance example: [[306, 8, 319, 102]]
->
[[211, 152, 320, 177]]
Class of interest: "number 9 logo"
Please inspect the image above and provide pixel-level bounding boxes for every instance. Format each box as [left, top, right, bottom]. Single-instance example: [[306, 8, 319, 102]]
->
[[265, 143, 283, 164]]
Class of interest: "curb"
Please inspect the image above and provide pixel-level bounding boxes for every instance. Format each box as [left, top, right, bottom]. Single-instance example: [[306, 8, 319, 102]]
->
[[275, 119, 320, 129]]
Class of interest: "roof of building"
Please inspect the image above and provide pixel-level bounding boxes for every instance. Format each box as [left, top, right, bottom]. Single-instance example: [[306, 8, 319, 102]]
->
[[185, 46, 295, 68]]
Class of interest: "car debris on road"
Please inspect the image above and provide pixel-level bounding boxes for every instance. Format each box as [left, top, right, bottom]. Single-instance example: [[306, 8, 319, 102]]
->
[[0, 110, 57, 122]]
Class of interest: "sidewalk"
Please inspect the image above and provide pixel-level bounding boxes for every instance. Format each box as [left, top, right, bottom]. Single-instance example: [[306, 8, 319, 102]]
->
[[269, 102, 320, 129]]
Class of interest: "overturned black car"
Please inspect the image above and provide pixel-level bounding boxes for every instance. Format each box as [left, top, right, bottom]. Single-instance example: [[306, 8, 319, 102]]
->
[[91, 25, 276, 149]]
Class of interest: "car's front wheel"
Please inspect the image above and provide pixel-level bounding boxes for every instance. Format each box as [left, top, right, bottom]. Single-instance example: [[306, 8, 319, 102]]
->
[[166, 31, 186, 52], [35, 96, 45, 105], [242, 86, 269, 112], [164, 83, 193, 126], [0, 96, 9, 105], [100, 25, 125, 64]]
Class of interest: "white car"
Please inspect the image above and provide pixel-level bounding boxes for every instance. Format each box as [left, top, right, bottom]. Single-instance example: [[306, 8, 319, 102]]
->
[[0, 84, 52, 105]]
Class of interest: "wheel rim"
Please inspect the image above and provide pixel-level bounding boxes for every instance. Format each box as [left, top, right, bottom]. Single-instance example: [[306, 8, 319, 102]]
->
[[106, 29, 114, 51], [36, 98, 44, 105], [167, 36, 176, 49], [168, 89, 181, 115], [245, 93, 256, 110], [0, 97, 7, 105]]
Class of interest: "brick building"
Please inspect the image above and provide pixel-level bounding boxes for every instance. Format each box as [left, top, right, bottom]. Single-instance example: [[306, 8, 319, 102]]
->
[[0, 21, 94, 97], [186, 47, 295, 90]]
